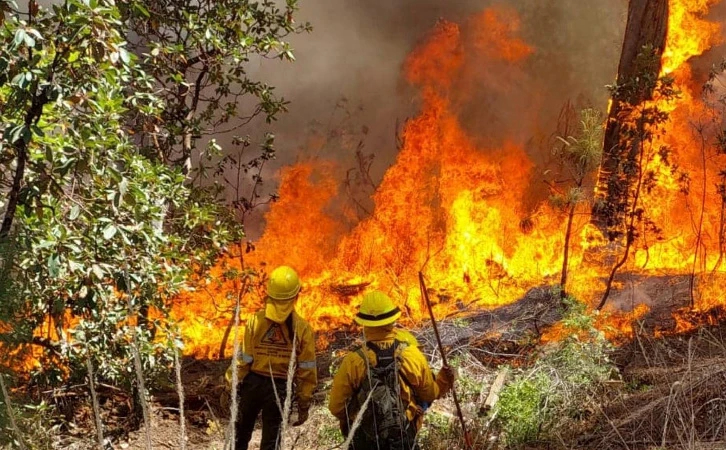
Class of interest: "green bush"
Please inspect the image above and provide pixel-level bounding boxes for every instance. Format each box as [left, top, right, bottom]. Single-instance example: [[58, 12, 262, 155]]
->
[[493, 296, 615, 447], [316, 408, 344, 446], [496, 371, 552, 445], [456, 372, 485, 404], [417, 411, 457, 450]]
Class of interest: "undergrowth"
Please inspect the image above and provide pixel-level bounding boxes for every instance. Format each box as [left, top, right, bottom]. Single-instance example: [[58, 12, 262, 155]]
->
[[0, 394, 59, 450], [493, 295, 615, 447]]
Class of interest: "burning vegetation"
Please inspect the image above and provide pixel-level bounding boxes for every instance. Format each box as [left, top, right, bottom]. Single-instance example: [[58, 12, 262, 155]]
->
[[3, 0, 726, 449], [174, 0, 726, 359]]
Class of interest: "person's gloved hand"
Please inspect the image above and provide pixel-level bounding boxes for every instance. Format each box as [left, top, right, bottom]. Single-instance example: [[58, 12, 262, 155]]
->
[[437, 365, 456, 396], [292, 403, 310, 426], [439, 365, 456, 384]]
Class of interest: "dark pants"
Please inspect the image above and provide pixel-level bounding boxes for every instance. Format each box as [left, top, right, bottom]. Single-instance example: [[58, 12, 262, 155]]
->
[[235, 372, 287, 450]]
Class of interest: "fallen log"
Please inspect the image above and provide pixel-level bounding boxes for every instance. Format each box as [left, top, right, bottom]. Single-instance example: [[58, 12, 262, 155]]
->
[[329, 281, 370, 297]]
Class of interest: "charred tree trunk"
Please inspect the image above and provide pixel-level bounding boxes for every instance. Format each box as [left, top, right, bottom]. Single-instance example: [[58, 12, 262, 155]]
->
[[592, 0, 669, 232], [560, 203, 576, 301]]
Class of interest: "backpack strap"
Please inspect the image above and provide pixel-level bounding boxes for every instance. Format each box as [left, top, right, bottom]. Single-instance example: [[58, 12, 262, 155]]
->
[[355, 347, 368, 366]]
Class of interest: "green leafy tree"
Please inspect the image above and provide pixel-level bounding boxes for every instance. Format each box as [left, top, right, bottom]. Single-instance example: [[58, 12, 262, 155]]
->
[[121, 0, 310, 174], [119, 0, 310, 345], [0, 0, 183, 387], [0, 0, 306, 391]]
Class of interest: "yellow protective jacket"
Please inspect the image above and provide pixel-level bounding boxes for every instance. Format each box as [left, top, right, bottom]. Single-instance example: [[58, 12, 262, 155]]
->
[[226, 309, 317, 407], [328, 327, 452, 429]]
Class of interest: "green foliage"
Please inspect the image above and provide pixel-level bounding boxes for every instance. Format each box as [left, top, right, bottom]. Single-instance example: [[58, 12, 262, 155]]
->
[[551, 107, 604, 210], [417, 352, 489, 449], [493, 298, 615, 446], [560, 294, 596, 330], [550, 108, 605, 298], [455, 371, 485, 403], [556, 109, 604, 176], [449, 317, 471, 329], [0, 397, 59, 449], [496, 371, 552, 445], [120, 0, 310, 177], [0, 237, 19, 337], [1, 369, 59, 449], [446, 353, 485, 402], [597, 47, 679, 243], [417, 411, 457, 449], [317, 417, 344, 446], [0, 0, 185, 386], [0, 0, 305, 391]]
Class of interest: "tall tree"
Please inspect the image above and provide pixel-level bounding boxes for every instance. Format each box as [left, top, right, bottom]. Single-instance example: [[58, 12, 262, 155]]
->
[[592, 0, 677, 309], [0, 0, 306, 391], [592, 0, 669, 232], [121, 1, 309, 175]]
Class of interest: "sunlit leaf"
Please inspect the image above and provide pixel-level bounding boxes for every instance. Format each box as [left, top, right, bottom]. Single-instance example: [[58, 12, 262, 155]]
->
[[69, 205, 80, 221], [102, 224, 117, 240]]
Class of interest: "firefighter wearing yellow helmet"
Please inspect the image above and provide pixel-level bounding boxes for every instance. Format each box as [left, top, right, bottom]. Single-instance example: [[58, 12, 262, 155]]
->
[[227, 266, 317, 450], [328, 291, 455, 449]]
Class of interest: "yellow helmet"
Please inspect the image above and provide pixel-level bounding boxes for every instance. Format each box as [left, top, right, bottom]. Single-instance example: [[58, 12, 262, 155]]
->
[[266, 266, 301, 301], [355, 291, 401, 327]]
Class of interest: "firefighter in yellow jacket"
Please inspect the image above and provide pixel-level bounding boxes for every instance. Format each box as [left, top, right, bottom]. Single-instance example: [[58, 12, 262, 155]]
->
[[328, 291, 455, 449], [227, 266, 317, 450]]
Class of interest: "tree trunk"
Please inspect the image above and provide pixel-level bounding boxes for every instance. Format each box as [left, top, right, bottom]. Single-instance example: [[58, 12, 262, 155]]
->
[[0, 144, 27, 240], [592, 0, 669, 231], [560, 202, 576, 301]]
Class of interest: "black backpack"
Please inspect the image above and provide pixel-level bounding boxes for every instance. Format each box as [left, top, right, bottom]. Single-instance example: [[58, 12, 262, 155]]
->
[[350, 340, 414, 449]]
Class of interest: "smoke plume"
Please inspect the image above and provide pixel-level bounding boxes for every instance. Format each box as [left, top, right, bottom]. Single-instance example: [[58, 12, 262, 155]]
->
[[242, 0, 630, 236]]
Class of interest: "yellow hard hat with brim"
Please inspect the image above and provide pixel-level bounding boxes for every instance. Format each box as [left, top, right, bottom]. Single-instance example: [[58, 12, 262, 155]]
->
[[266, 266, 301, 301], [355, 291, 401, 327]]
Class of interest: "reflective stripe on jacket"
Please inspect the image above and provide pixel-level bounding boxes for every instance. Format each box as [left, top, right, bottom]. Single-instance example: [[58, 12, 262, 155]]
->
[[226, 309, 317, 407], [328, 326, 452, 429]]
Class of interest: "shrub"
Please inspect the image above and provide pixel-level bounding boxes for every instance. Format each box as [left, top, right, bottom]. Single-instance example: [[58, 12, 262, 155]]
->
[[493, 296, 615, 447], [496, 371, 552, 445], [417, 411, 458, 450]]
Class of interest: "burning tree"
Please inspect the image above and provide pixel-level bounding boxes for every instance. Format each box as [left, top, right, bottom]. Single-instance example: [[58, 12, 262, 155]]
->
[[593, 0, 680, 309], [595, 50, 678, 310], [593, 0, 669, 234]]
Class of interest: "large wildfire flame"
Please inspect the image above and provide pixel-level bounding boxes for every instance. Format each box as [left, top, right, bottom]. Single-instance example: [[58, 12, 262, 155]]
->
[[174, 1, 725, 358]]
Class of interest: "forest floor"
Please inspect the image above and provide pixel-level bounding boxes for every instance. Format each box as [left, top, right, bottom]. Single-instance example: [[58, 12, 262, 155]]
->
[[51, 274, 726, 450]]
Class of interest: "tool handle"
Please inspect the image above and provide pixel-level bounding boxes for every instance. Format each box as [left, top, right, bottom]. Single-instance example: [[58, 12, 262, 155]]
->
[[418, 272, 473, 449]]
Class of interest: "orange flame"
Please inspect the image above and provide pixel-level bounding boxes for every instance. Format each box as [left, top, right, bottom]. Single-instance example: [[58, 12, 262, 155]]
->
[[171, 2, 726, 358], [8, 3, 726, 373], [662, 0, 722, 74], [635, 0, 723, 276]]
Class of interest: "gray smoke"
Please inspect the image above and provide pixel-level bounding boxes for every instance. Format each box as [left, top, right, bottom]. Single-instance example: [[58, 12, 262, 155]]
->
[[238, 1, 629, 236], [271, 0, 626, 153]]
